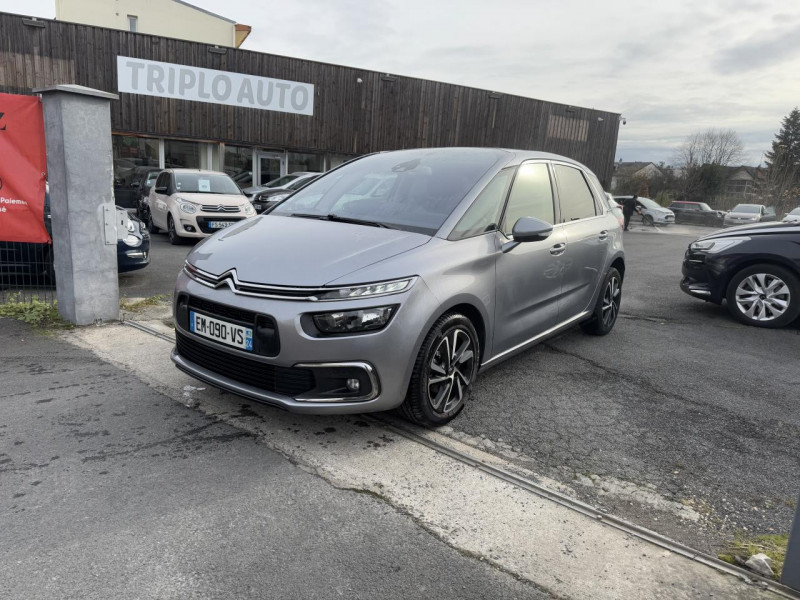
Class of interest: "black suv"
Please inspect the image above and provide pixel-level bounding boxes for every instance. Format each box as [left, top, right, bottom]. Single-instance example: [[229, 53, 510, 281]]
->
[[668, 201, 724, 226], [681, 221, 800, 327]]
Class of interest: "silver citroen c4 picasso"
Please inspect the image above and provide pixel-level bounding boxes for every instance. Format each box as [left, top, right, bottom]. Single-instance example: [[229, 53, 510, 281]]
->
[[172, 148, 624, 425]]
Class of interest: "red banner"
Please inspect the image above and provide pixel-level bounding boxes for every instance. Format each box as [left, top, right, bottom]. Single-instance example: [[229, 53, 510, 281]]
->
[[0, 93, 49, 243]]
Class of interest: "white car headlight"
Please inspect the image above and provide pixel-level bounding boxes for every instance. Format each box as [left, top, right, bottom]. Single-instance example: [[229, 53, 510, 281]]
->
[[690, 237, 749, 253], [178, 200, 197, 214], [243, 203, 255, 216], [315, 278, 415, 301]]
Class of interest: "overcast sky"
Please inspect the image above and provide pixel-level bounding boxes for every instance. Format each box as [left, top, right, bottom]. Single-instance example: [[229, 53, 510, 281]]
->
[[4, 0, 799, 166]]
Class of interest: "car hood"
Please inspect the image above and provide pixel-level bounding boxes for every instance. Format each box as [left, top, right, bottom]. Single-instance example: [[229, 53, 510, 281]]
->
[[186, 215, 431, 286], [699, 221, 799, 240], [725, 211, 761, 218], [177, 193, 247, 206]]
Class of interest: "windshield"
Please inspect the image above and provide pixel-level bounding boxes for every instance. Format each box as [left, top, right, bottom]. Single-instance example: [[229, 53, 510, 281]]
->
[[732, 204, 760, 213], [271, 149, 505, 235], [175, 173, 242, 195], [637, 197, 661, 209], [287, 175, 319, 191], [790, 208, 800, 216], [699, 203, 712, 211], [145, 172, 159, 186]]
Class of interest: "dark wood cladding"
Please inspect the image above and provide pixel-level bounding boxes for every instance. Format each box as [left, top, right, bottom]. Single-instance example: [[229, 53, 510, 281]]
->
[[0, 12, 620, 185]]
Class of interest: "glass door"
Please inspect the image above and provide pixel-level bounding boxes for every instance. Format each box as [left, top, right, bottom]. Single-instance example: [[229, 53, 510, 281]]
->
[[256, 152, 285, 187]]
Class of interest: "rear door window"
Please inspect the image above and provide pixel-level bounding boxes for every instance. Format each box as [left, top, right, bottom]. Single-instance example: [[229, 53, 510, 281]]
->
[[553, 165, 597, 222]]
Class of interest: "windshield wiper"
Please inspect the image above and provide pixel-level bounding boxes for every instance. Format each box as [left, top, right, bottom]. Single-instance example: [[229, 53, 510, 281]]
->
[[290, 213, 396, 229]]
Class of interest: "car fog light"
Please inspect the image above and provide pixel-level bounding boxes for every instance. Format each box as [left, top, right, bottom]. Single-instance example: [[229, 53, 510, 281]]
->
[[312, 306, 396, 334], [346, 378, 360, 392]]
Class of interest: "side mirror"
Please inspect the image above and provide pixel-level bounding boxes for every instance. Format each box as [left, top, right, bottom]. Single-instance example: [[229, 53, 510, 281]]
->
[[155, 186, 168, 194], [502, 217, 553, 253]]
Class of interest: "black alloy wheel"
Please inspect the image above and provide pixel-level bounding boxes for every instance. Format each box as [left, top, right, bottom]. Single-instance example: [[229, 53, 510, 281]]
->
[[401, 313, 480, 426], [581, 267, 622, 335], [146, 212, 159, 234]]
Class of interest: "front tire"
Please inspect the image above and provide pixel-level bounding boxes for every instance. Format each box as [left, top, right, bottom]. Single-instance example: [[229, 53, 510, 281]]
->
[[147, 212, 159, 234], [400, 313, 480, 426], [643, 214, 655, 227], [725, 264, 800, 328], [581, 267, 622, 335], [167, 214, 182, 245]]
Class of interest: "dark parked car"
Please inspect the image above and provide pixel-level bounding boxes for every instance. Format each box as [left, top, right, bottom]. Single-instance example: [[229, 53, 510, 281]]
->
[[681, 221, 800, 327], [0, 191, 149, 281], [668, 201, 724, 226], [136, 169, 161, 221], [172, 148, 625, 425], [251, 174, 321, 214]]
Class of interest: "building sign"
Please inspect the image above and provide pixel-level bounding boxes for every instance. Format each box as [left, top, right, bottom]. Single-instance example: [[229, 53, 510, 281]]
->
[[117, 56, 314, 116], [0, 93, 50, 244]]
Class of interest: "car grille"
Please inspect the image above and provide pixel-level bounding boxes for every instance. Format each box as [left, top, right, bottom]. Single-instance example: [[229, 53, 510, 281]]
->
[[201, 205, 241, 213], [188, 295, 257, 324], [176, 331, 314, 397], [195, 217, 246, 234]]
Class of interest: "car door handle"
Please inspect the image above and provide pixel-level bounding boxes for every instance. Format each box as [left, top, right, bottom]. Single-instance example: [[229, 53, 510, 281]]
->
[[599, 230, 608, 240], [549, 243, 566, 256]]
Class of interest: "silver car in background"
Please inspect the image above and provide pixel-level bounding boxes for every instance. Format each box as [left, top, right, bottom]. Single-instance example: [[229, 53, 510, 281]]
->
[[723, 203, 777, 227], [172, 148, 625, 425]]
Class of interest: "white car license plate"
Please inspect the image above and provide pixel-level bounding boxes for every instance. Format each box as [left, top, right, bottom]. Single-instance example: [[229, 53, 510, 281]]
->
[[189, 311, 253, 351], [208, 221, 235, 229]]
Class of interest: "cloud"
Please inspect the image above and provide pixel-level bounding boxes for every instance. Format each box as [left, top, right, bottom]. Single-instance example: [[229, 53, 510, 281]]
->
[[712, 25, 800, 74]]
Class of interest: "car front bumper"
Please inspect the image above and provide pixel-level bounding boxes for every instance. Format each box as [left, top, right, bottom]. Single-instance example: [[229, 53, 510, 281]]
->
[[680, 250, 729, 304], [171, 269, 439, 414]]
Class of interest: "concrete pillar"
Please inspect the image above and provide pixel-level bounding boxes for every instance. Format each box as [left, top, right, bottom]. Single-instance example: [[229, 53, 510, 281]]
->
[[784, 492, 800, 589], [34, 85, 119, 325]]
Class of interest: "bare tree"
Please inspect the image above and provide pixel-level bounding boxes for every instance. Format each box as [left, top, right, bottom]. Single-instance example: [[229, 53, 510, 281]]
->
[[672, 128, 745, 201]]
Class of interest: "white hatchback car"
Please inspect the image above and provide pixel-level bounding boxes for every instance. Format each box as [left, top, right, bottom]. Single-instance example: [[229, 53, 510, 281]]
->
[[614, 195, 675, 226], [148, 169, 255, 244]]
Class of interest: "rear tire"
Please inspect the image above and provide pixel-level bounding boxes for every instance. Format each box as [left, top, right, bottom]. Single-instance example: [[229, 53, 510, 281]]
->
[[581, 267, 622, 335], [400, 313, 480, 426], [725, 264, 800, 328], [147, 213, 159, 234]]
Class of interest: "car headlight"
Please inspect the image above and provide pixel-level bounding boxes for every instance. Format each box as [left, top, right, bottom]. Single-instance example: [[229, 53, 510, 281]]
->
[[178, 200, 197, 214], [123, 234, 142, 247], [126, 220, 135, 233], [243, 203, 255, 216], [689, 237, 749, 253], [312, 306, 396, 334], [315, 278, 415, 301]]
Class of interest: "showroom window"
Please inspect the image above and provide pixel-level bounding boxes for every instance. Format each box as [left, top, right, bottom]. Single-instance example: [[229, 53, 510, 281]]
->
[[288, 151, 324, 173], [164, 139, 201, 169], [224, 145, 253, 189], [112, 135, 159, 210]]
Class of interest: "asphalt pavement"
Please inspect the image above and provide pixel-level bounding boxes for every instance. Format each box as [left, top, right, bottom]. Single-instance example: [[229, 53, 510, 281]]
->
[[0, 318, 551, 600]]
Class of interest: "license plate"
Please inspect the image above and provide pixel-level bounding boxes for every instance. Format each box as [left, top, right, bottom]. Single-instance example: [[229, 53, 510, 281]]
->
[[189, 311, 253, 351], [208, 221, 235, 229]]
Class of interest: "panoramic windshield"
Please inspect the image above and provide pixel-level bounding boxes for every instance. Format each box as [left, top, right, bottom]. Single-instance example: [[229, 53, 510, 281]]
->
[[732, 204, 760, 213], [790, 208, 800, 216], [175, 173, 241, 195], [637, 197, 661, 209], [271, 149, 505, 235]]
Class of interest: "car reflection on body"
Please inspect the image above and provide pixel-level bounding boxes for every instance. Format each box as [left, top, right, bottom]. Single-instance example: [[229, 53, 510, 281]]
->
[[172, 148, 625, 425]]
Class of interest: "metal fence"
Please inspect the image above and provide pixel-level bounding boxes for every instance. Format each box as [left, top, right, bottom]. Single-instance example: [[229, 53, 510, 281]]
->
[[0, 240, 56, 304]]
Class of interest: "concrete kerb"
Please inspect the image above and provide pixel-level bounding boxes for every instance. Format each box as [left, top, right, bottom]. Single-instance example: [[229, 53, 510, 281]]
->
[[63, 320, 791, 600]]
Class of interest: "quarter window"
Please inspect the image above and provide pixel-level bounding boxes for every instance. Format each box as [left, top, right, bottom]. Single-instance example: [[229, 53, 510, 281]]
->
[[450, 169, 513, 240], [501, 163, 555, 235], [554, 165, 597, 222]]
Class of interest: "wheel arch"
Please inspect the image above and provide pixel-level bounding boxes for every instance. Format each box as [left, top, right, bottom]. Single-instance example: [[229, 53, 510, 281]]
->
[[722, 256, 800, 297]]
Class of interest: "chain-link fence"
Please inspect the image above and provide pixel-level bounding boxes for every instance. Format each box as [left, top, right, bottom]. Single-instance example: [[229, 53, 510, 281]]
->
[[0, 240, 56, 304]]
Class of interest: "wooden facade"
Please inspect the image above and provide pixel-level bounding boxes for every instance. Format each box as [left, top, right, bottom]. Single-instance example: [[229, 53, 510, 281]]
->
[[0, 11, 621, 185]]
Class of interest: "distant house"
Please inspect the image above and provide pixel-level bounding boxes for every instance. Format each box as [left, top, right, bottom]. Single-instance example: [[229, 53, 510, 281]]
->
[[611, 161, 663, 191], [724, 166, 765, 201]]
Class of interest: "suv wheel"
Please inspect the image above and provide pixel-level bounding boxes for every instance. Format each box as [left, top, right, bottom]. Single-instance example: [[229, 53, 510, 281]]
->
[[401, 313, 480, 426], [726, 264, 800, 328], [581, 267, 622, 335], [167, 214, 182, 245]]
